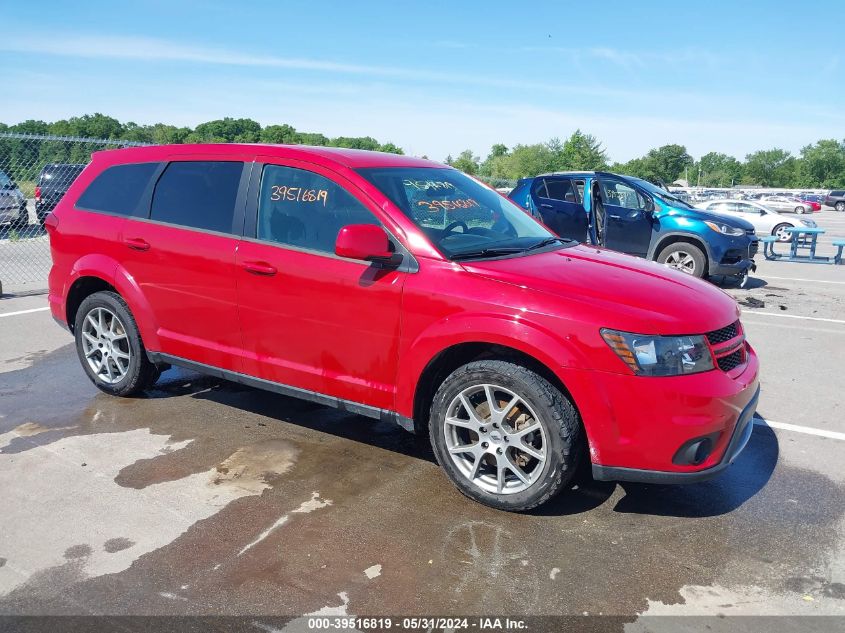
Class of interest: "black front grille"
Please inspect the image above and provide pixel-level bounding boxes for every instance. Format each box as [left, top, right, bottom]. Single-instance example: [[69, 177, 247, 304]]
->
[[707, 321, 739, 345], [717, 349, 743, 372], [749, 240, 759, 258]]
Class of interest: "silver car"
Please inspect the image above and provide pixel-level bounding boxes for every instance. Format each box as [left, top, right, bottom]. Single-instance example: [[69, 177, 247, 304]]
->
[[0, 169, 27, 228], [695, 199, 817, 242], [759, 194, 813, 215]]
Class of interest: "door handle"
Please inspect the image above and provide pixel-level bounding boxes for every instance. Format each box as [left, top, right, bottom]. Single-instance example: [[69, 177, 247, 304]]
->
[[540, 203, 553, 209], [242, 261, 277, 276], [124, 237, 150, 251]]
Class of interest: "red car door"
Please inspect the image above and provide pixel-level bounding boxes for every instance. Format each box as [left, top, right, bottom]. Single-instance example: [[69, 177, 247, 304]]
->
[[119, 156, 250, 372], [236, 158, 406, 410]]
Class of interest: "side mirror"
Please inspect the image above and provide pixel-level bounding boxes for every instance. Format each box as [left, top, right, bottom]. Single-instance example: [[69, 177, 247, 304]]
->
[[643, 196, 655, 213], [335, 224, 394, 262]]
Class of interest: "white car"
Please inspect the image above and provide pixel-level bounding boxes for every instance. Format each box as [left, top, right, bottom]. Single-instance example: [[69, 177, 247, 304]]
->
[[695, 199, 817, 242]]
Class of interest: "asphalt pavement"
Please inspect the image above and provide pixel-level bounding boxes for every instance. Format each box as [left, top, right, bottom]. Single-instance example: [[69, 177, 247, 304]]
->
[[0, 225, 843, 629]]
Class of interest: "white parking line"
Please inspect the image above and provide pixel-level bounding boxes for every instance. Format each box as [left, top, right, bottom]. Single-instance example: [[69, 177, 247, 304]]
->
[[763, 276, 845, 285], [0, 307, 49, 318], [740, 310, 845, 325], [754, 417, 845, 441]]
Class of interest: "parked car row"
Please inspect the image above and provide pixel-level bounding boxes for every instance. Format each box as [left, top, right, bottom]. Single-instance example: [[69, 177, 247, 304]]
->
[[0, 163, 88, 230]]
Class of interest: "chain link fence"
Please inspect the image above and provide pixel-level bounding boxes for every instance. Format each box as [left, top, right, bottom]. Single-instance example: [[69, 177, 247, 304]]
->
[[0, 132, 149, 294]]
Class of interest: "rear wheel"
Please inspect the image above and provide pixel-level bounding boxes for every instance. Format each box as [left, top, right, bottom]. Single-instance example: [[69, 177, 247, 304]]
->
[[657, 242, 707, 278], [836, 201, 845, 212], [429, 360, 582, 511], [74, 291, 160, 396], [773, 223, 792, 242]]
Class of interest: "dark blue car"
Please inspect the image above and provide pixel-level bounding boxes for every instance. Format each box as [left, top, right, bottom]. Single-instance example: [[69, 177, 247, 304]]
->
[[509, 171, 757, 283]]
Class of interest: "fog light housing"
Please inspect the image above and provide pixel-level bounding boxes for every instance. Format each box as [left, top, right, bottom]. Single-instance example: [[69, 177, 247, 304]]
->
[[672, 433, 720, 466]]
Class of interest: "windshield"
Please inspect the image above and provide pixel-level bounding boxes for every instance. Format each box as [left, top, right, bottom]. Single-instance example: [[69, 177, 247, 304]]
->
[[358, 167, 566, 259], [631, 177, 697, 210], [0, 171, 12, 188]]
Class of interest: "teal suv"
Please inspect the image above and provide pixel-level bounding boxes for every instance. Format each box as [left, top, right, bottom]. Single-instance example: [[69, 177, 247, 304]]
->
[[509, 171, 758, 283]]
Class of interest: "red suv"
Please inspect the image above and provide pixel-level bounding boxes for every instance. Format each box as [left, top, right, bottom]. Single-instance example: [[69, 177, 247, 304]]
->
[[46, 144, 760, 511]]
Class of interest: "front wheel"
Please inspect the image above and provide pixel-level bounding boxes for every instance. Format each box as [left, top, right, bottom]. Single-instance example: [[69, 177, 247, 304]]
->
[[773, 223, 792, 242], [657, 242, 707, 278], [429, 360, 582, 511], [795, 206, 806, 214], [74, 291, 161, 396]]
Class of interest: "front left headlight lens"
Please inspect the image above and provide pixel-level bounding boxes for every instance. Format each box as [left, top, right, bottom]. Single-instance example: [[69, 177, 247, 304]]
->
[[601, 329, 714, 376], [704, 221, 746, 237]]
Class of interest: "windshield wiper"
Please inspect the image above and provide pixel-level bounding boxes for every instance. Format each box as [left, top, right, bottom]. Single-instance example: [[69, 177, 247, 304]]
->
[[525, 236, 572, 251], [451, 247, 527, 261]]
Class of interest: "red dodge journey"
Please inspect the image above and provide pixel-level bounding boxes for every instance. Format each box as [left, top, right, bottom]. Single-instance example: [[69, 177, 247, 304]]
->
[[46, 144, 760, 510]]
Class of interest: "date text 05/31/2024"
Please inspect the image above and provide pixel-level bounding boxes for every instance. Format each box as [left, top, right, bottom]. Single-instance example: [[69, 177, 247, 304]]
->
[[306, 617, 528, 630]]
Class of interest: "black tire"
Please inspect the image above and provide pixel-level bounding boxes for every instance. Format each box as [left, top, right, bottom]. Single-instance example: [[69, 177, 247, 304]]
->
[[656, 241, 707, 278], [772, 223, 792, 242], [594, 199, 607, 245], [74, 291, 160, 396], [429, 360, 582, 512], [836, 202, 845, 212]]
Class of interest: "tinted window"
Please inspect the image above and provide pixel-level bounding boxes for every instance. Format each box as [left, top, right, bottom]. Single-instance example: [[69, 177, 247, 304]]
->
[[40, 164, 85, 188], [258, 165, 379, 253], [831, 191, 845, 197], [543, 178, 577, 203], [0, 170, 13, 188], [150, 161, 243, 233], [76, 163, 158, 215]]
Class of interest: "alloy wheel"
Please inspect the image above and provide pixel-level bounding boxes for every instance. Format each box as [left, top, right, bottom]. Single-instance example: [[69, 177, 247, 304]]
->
[[80, 307, 131, 384], [664, 250, 697, 274], [775, 225, 792, 242], [443, 384, 547, 495]]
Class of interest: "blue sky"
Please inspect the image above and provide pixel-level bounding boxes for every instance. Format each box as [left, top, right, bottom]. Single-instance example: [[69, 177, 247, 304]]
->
[[1, 0, 843, 162]]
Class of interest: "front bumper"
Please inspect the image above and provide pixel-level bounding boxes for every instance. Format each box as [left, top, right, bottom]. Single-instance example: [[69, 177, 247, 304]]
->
[[592, 384, 759, 484], [564, 342, 760, 481]]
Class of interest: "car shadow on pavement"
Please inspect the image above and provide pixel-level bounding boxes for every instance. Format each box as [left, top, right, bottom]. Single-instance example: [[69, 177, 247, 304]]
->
[[610, 424, 778, 518], [154, 367, 778, 519]]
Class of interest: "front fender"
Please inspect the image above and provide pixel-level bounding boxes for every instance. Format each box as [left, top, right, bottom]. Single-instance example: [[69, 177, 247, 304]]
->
[[395, 311, 592, 420]]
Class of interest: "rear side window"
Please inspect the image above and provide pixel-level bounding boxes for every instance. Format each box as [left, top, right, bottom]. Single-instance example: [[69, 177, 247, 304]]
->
[[76, 163, 158, 216], [543, 178, 578, 203], [150, 161, 243, 234], [257, 165, 379, 253]]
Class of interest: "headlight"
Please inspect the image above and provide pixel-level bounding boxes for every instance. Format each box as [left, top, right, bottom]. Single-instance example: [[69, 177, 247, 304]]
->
[[800, 219, 816, 227], [601, 329, 714, 376], [704, 221, 746, 237]]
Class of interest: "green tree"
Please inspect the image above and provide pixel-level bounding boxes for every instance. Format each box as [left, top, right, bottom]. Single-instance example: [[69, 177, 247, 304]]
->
[[451, 149, 480, 175], [188, 117, 262, 143], [797, 139, 845, 188], [260, 124, 298, 144], [694, 152, 744, 187], [743, 149, 795, 186], [560, 129, 608, 171]]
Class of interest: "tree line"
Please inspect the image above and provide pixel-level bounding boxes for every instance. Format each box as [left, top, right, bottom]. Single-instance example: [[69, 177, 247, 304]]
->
[[0, 113, 403, 189], [448, 131, 845, 190], [2, 113, 844, 190]]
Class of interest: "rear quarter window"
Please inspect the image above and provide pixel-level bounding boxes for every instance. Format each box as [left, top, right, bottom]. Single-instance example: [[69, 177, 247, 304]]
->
[[76, 163, 159, 216], [150, 161, 244, 234]]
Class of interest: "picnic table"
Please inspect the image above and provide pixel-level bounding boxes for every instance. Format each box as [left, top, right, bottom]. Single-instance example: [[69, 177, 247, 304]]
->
[[761, 227, 845, 264]]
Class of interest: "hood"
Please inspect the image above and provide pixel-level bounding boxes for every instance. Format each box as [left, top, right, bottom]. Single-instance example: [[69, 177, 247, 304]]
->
[[461, 245, 740, 335], [661, 204, 756, 231]]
